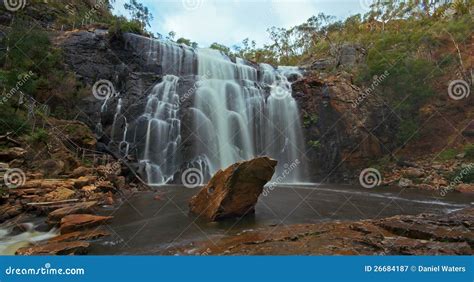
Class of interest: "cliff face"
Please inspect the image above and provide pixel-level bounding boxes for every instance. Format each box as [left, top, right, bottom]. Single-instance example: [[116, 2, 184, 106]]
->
[[56, 29, 402, 183], [293, 72, 398, 182], [58, 30, 201, 179]]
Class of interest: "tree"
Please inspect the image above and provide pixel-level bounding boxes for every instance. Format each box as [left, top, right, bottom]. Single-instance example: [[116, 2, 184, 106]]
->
[[209, 42, 231, 56], [176, 37, 198, 48], [166, 31, 176, 41], [124, 0, 153, 30]]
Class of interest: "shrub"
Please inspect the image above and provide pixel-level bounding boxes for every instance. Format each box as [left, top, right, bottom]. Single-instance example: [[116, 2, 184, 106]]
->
[[308, 140, 321, 150], [27, 128, 49, 143], [0, 103, 29, 135], [464, 144, 474, 160], [438, 148, 459, 161], [109, 17, 144, 38], [448, 166, 474, 184]]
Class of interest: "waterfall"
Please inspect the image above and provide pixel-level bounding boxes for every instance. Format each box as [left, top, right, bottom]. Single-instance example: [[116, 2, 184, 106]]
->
[[139, 75, 181, 185], [193, 49, 305, 182], [120, 35, 306, 184]]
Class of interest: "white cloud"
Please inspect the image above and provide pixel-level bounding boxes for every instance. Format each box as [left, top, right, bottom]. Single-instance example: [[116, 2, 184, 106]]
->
[[112, 0, 369, 48]]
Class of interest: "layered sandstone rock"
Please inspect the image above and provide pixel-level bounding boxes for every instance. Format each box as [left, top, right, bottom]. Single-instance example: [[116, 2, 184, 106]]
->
[[60, 214, 113, 234], [16, 241, 90, 255], [175, 208, 474, 255], [48, 201, 98, 224]]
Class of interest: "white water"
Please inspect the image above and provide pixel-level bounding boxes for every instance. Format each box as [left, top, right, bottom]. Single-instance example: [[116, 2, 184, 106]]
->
[[193, 49, 306, 181], [117, 35, 307, 184], [0, 226, 58, 255], [140, 75, 181, 184]]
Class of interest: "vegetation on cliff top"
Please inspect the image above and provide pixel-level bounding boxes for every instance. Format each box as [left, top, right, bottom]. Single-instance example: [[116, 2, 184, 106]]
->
[[0, 0, 472, 153]]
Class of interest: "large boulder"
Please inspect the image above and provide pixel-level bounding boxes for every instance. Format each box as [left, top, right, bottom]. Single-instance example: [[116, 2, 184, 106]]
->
[[189, 157, 277, 221]]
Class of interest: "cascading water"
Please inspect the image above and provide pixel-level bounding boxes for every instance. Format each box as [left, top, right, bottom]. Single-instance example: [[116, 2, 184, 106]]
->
[[138, 75, 181, 184], [115, 34, 306, 184], [193, 49, 306, 181]]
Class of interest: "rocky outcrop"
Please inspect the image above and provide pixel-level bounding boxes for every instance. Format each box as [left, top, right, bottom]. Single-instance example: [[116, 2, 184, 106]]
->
[[48, 201, 98, 224], [49, 229, 110, 243], [189, 157, 277, 221], [293, 74, 397, 182], [174, 208, 474, 255], [381, 157, 473, 193], [60, 214, 113, 234]]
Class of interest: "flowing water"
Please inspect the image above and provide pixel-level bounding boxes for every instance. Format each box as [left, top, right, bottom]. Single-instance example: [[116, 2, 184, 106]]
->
[[83, 184, 470, 255], [116, 35, 307, 185], [0, 222, 58, 255], [1, 184, 471, 255]]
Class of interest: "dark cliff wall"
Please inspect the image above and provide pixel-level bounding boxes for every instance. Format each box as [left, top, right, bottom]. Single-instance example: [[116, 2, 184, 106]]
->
[[293, 73, 398, 182]]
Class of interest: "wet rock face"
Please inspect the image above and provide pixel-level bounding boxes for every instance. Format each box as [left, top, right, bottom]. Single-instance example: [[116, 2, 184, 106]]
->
[[61, 30, 201, 180], [293, 74, 398, 182], [189, 157, 278, 221]]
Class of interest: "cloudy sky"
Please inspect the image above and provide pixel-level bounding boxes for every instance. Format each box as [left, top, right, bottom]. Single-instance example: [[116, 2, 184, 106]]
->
[[113, 0, 370, 48]]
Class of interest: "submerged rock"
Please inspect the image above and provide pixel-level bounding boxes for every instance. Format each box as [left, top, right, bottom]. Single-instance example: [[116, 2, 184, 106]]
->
[[189, 157, 277, 221]]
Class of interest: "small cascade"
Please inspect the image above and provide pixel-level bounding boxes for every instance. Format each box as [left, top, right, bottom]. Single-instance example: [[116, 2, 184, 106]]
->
[[139, 75, 181, 185], [0, 226, 58, 255]]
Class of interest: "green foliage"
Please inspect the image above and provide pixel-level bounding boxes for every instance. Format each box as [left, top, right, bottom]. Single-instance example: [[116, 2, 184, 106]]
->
[[176, 38, 198, 48], [124, 0, 153, 29], [308, 140, 321, 150], [0, 103, 29, 135], [464, 144, 474, 160], [303, 114, 318, 127], [438, 148, 460, 161], [397, 119, 419, 145], [448, 166, 474, 184], [110, 17, 144, 36], [210, 43, 232, 56], [27, 128, 49, 143]]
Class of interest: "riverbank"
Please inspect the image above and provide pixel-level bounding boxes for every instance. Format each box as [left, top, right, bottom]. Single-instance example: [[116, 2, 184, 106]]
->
[[169, 207, 473, 255], [1, 136, 473, 255]]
